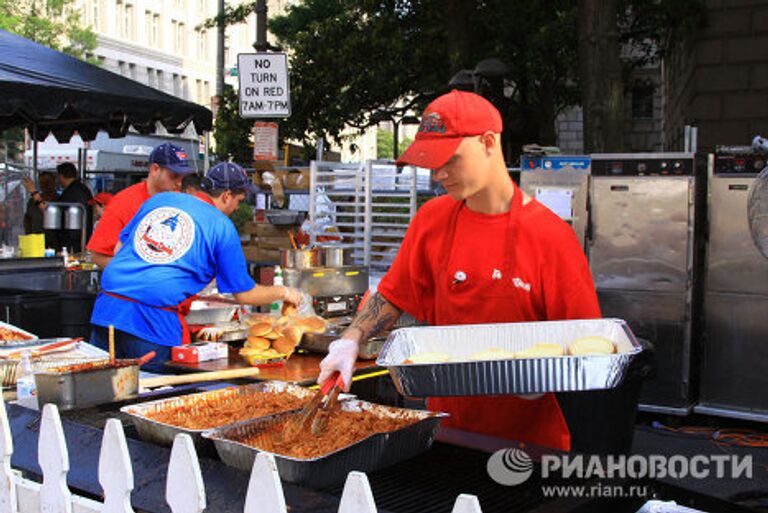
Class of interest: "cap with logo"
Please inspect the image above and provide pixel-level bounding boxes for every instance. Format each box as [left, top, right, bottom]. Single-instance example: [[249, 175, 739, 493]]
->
[[203, 162, 256, 192], [396, 90, 503, 170], [148, 142, 195, 174]]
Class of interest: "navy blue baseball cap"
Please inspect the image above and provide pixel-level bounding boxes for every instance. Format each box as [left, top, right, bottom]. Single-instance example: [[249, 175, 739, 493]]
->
[[204, 162, 256, 192], [148, 142, 195, 174]]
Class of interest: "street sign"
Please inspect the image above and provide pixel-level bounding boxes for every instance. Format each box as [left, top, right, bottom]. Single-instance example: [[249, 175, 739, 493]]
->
[[237, 53, 291, 118], [253, 121, 278, 161]]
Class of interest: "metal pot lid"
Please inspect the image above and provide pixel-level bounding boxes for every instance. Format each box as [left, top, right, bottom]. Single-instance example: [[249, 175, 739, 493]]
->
[[748, 166, 768, 259]]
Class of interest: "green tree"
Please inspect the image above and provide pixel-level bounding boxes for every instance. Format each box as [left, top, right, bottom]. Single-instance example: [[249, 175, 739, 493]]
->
[[213, 85, 254, 165], [0, 0, 97, 60], [206, 0, 704, 158]]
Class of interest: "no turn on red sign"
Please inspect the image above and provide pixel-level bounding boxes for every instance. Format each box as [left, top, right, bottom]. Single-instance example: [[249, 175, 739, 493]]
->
[[237, 53, 291, 118]]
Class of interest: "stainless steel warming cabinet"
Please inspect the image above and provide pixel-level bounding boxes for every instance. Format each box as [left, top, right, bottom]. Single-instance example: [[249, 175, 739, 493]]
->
[[695, 150, 768, 422], [588, 153, 700, 414]]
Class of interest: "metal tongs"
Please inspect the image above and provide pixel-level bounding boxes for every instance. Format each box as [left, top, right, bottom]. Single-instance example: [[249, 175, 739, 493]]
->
[[283, 371, 345, 440]]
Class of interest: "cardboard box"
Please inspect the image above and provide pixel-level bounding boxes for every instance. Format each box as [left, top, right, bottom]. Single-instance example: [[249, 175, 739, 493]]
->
[[172, 342, 228, 363], [285, 168, 310, 190], [257, 248, 282, 262], [255, 222, 291, 237], [242, 245, 260, 261], [257, 236, 291, 250]]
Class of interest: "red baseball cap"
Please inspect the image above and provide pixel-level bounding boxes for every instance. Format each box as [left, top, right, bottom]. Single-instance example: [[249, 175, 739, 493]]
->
[[88, 192, 114, 207], [396, 90, 503, 169]]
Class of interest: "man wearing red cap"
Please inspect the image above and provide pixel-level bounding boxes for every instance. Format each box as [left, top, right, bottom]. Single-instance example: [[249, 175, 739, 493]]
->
[[318, 90, 600, 451]]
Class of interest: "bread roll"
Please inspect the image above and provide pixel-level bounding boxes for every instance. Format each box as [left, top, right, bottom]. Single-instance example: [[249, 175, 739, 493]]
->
[[272, 336, 298, 355], [248, 321, 273, 337], [281, 326, 303, 345], [245, 336, 270, 351], [569, 336, 615, 356], [244, 313, 273, 326], [468, 348, 516, 361], [515, 343, 565, 359], [282, 303, 297, 317], [402, 351, 453, 364], [263, 329, 282, 340], [295, 316, 327, 334]]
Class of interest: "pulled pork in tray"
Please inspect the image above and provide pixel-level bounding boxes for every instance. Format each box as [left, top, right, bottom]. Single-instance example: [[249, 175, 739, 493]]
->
[[143, 390, 308, 430], [239, 409, 419, 459]]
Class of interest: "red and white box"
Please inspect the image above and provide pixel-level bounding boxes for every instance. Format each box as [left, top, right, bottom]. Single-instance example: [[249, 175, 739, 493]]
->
[[172, 342, 229, 363]]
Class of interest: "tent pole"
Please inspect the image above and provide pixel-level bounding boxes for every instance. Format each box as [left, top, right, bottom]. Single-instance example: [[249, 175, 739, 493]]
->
[[204, 132, 210, 172], [32, 125, 38, 180]]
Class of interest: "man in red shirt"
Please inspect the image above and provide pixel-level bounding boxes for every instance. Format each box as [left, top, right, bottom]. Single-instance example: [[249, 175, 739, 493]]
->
[[318, 90, 600, 451], [86, 142, 196, 268]]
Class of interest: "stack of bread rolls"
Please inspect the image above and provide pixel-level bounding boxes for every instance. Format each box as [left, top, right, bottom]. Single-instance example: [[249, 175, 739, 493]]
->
[[401, 336, 617, 364], [240, 307, 327, 363]]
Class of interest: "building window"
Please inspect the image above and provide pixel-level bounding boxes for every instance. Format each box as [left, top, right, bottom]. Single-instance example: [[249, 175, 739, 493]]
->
[[128, 63, 136, 80], [173, 73, 180, 96], [199, 0, 205, 12], [196, 29, 207, 59], [123, 4, 134, 39], [91, 0, 100, 29], [116, 0, 124, 37], [632, 80, 655, 120], [147, 67, 155, 88], [156, 69, 164, 91], [203, 80, 210, 105], [117, 60, 126, 75], [175, 22, 186, 54], [195, 79, 202, 103], [152, 14, 160, 46], [181, 76, 189, 99]]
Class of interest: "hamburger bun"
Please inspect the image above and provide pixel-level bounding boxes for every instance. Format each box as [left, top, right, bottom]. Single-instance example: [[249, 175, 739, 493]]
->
[[248, 321, 273, 337], [281, 326, 303, 345], [568, 336, 616, 356], [515, 343, 565, 359], [263, 329, 282, 340], [402, 351, 453, 365], [244, 313, 273, 326], [468, 348, 517, 361], [295, 316, 327, 334], [282, 303, 297, 317], [272, 336, 298, 355], [245, 336, 271, 351]]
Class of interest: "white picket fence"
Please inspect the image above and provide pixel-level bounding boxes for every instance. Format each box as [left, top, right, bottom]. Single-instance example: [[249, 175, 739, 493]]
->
[[0, 394, 484, 513]]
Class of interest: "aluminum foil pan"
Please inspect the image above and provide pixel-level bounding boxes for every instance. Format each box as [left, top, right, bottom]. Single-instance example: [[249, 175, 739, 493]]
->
[[202, 399, 446, 488], [121, 381, 317, 456], [376, 318, 642, 396]]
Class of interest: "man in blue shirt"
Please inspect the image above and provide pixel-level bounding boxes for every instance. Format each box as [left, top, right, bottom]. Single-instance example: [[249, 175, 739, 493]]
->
[[90, 162, 303, 372]]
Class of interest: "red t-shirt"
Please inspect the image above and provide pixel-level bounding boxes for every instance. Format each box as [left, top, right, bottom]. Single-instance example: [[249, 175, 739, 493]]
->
[[378, 194, 600, 324], [86, 182, 150, 256]]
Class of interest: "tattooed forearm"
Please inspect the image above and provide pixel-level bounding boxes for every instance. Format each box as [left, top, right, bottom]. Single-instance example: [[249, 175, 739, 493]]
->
[[344, 293, 401, 342]]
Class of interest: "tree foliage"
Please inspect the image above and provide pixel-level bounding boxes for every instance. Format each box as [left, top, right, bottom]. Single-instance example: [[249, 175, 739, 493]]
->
[[213, 85, 254, 164], [207, 0, 705, 157], [0, 0, 97, 60]]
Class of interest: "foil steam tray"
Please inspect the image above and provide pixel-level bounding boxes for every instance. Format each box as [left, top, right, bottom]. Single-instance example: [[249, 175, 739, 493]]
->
[[202, 399, 446, 489], [121, 381, 318, 456], [376, 318, 642, 396]]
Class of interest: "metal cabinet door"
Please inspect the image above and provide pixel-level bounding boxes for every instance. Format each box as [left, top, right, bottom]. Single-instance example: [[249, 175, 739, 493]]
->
[[589, 177, 694, 292], [707, 176, 768, 295]]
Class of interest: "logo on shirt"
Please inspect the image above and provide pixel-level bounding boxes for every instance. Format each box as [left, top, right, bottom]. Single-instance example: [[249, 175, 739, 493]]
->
[[134, 207, 195, 264], [512, 277, 531, 292]]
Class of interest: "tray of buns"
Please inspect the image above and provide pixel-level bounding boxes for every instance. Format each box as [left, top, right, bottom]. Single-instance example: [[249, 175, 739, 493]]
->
[[202, 399, 446, 488], [121, 381, 320, 455], [376, 318, 642, 396]]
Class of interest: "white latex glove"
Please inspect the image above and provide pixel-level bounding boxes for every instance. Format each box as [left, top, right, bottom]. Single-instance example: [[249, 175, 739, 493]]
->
[[318, 338, 359, 392], [282, 286, 304, 307]]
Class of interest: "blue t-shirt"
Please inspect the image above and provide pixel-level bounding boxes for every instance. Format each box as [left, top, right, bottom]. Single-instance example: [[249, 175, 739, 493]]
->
[[91, 192, 256, 346]]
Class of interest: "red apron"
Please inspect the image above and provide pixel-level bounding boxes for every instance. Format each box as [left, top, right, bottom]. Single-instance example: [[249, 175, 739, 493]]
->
[[426, 182, 571, 451], [101, 291, 195, 345]]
